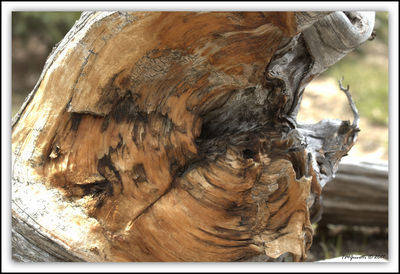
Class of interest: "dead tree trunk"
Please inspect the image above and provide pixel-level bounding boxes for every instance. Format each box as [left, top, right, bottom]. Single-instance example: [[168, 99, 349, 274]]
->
[[12, 11, 374, 262]]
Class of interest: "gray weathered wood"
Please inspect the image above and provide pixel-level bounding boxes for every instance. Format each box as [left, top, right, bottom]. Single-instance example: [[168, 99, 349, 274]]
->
[[320, 160, 388, 227]]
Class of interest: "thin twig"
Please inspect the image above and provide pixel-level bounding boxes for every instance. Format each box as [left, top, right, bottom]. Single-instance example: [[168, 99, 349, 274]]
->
[[339, 77, 360, 129]]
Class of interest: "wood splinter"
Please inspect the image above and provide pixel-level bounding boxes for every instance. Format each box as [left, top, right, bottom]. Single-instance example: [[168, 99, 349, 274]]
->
[[339, 76, 360, 130]]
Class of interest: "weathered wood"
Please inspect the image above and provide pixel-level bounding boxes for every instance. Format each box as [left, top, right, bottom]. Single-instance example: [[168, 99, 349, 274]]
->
[[320, 160, 388, 227], [12, 11, 375, 262]]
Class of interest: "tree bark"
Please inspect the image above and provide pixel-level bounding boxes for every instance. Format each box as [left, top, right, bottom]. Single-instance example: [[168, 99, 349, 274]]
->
[[12, 11, 375, 262]]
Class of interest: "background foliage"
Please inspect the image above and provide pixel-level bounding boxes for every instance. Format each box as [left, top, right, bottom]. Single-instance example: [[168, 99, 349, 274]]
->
[[12, 12, 81, 116], [12, 12, 81, 45]]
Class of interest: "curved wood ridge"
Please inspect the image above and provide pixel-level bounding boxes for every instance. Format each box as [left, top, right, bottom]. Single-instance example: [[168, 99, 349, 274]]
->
[[11, 11, 374, 262]]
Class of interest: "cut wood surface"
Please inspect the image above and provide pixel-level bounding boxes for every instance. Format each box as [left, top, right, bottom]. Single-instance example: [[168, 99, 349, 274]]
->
[[12, 11, 375, 262]]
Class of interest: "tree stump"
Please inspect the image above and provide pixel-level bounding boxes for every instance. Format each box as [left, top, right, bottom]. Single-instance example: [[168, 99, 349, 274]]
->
[[12, 11, 375, 262]]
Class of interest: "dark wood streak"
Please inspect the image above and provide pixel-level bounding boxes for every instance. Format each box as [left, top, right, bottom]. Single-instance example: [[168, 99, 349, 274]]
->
[[188, 231, 251, 249], [97, 154, 123, 193], [268, 197, 290, 218], [70, 113, 83, 131]]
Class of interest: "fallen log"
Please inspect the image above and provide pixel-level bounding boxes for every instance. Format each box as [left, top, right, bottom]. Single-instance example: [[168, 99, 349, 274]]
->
[[12, 11, 375, 262], [320, 159, 388, 227]]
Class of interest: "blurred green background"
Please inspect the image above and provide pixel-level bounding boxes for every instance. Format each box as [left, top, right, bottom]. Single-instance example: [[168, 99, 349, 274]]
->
[[12, 12, 81, 117]]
